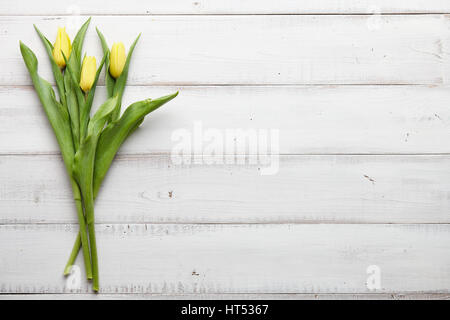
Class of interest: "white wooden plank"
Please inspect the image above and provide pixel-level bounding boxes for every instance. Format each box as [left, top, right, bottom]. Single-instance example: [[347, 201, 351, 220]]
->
[[1, 293, 449, 300], [1, 224, 449, 293], [4, 15, 449, 85], [2, 85, 450, 155], [1, 1, 450, 15], [1, 155, 449, 224]]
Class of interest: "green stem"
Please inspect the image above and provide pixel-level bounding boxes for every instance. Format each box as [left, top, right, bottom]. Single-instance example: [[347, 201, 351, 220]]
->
[[88, 224, 99, 292], [64, 232, 81, 275], [66, 180, 93, 280], [85, 196, 99, 292], [70, 96, 119, 292], [63, 187, 100, 269]]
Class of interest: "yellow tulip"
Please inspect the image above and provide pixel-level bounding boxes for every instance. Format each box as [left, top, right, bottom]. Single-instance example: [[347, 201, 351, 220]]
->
[[109, 42, 126, 79], [52, 27, 72, 68], [79, 56, 97, 92]]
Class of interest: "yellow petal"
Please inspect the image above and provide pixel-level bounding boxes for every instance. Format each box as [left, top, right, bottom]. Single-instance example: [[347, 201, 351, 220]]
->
[[52, 27, 72, 68], [80, 56, 97, 92], [109, 42, 126, 79]]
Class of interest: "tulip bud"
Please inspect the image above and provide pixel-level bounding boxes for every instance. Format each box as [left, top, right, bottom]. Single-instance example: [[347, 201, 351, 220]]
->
[[110, 42, 126, 79], [52, 27, 72, 68], [79, 56, 97, 92]]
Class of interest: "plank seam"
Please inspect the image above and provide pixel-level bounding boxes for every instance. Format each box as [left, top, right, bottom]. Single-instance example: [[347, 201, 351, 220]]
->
[[1, 223, 450, 226], [1, 153, 450, 157], [0, 291, 448, 295], [0, 83, 443, 88], [0, 84, 445, 88], [2, 13, 450, 17], [1, 292, 447, 295]]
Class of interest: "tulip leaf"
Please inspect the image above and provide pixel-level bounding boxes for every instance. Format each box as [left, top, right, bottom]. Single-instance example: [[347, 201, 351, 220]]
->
[[72, 17, 91, 63], [110, 33, 141, 121], [33, 25, 67, 108], [63, 53, 84, 147], [72, 95, 117, 293], [81, 52, 108, 140], [73, 95, 118, 222], [64, 73, 80, 149], [96, 27, 109, 54], [96, 27, 115, 98], [93, 92, 178, 196], [89, 96, 119, 138], [20, 41, 92, 280], [20, 42, 74, 172]]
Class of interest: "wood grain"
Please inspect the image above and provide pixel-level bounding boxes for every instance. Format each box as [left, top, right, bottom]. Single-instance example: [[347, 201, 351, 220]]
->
[[1, 223, 449, 294], [3, 15, 449, 86], [1, 85, 450, 155], [1, 154, 449, 224], [2, 4, 450, 299], [1, 0, 450, 15], [1, 293, 449, 300]]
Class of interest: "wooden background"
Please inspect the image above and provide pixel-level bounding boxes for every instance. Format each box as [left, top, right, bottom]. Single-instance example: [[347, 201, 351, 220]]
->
[[1, 1, 450, 299]]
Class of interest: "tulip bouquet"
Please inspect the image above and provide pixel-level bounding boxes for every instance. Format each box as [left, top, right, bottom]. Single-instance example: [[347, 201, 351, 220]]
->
[[19, 18, 178, 292]]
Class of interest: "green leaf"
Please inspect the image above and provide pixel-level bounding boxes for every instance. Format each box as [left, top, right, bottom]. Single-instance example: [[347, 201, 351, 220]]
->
[[72, 97, 116, 293], [93, 92, 178, 197], [19, 42, 74, 173], [110, 33, 141, 121], [71, 96, 117, 294], [63, 52, 84, 147], [88, 95, 119, 138], [72, 17, 91, 63], [20, 41, 92, 281], [81, 52, 108, 140], [73, 95, 118, 222], [33, 25, 66, 108], [96, 27, 115, 98], [62, 18, 91, 147], [64, 73, 80, 150]]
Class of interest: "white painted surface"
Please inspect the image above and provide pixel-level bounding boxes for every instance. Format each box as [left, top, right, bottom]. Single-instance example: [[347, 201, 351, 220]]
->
[[1, 155, 450, 224], [0, 2, 449, 299], [2, 293, 450, 300], [1, 85, 450, 154], [2, 15, 449, 86], [1, 0, 450, 15], [1, 224, 450, 294]]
